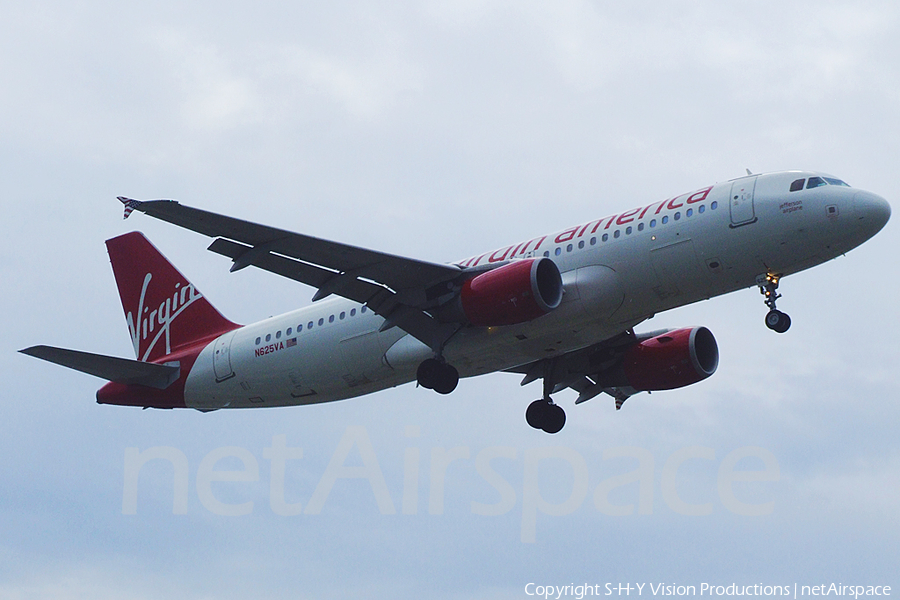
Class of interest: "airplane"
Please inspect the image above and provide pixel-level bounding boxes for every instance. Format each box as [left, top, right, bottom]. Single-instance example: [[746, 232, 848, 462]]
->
[[20, 171, 891, 433]]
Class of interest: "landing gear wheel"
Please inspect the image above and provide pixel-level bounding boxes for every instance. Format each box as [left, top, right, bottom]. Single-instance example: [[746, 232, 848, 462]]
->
[[526, 399, 550, 429], [432, 363, 459, 395], [416, 358, 441, 390], [543, 403, 566, 434], [417, 359, 459, 394], [765, 309, 791, 333], [525, 399, 566, 434]]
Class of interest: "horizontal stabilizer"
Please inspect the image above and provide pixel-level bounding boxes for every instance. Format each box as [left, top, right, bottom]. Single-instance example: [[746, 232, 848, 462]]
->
[[19, 346, 180, 389]]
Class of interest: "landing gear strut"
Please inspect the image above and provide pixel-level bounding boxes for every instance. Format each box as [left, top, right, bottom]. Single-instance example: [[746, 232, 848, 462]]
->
[[416, 358, 459, 395], [758, 273, 791, 333]]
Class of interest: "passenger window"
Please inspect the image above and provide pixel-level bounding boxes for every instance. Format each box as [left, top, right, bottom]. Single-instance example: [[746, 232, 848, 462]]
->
[[674, 212, 681, 221], [807, 176, 826, 189], [298, 324, 303, 332], [286, 327, 292, 335], [328, 315, 334, 323], [699, 205, 705, 213], [555, 247, 561, 256], [340, 311, 345, 320], [686, 208, 693, 217], [590, 237, 596, 245], [662, 216, 669, 224], [265, 334, 271, 342], [255, 337, 261, 345], [350, 308, 356, 317], [566, 244, 573, 252], [276, 330, 281, 339], [650, 219, 657, 227], [543, 251, 550, 257], [638, 223, 644, 231], [361, 306, 367, 314], [318, 318, 324, 326], [578, 241, 584, 249], [614, 230, 621, 239], [711, 201, 718, 210], [790, 178, 805, 192], [308, 321, 314, 329], [625, 226, 632, 235], [602, 233, 609, 242]]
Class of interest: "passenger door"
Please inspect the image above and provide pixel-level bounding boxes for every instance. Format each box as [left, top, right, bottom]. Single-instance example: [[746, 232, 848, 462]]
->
[[729, 177, 758, 227]]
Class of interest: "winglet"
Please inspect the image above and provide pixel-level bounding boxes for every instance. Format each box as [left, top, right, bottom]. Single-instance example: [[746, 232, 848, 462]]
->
[[117, 196, 142, 220]]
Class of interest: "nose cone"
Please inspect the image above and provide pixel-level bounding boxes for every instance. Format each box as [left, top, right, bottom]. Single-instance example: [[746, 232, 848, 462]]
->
[[854, 191, 891, 239]]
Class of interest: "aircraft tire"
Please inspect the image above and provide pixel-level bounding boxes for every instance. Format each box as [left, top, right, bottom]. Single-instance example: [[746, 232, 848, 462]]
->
[[416, 358, 442, 390], [526, 399, 549, 429], [765, 310, 791, 333], [542, 404, 566, 434], [432, 363, 459, 395]]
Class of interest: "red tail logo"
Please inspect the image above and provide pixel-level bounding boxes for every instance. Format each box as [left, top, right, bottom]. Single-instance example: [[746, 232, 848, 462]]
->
[[106, 232, 239, 362], [124, 271, 205, 360]]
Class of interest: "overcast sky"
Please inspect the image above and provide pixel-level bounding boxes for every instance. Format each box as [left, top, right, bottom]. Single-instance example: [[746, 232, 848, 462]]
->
[[3, 1, 899, 598]]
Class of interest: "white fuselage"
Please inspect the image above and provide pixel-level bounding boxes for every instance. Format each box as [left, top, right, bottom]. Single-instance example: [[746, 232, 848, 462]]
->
[[183, 171, 889, 410]]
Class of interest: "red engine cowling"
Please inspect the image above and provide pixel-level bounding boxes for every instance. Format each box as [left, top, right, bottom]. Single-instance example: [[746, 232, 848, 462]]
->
[[622, 327, 718, 391], [459, 258, 563, 326]]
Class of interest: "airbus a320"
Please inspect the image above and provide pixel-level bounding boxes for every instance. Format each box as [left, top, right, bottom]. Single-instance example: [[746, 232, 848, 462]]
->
[[21, 171, 890, 433]]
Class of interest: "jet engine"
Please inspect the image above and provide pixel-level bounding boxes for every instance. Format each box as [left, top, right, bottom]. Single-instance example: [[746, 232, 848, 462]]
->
[[457, 258, 563, 326], [620, 326, 718, 391]]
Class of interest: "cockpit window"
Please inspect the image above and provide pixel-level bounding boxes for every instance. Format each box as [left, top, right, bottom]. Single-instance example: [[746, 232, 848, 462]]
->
[[806, 176, 827, 189], [791, 175, 850, 192]]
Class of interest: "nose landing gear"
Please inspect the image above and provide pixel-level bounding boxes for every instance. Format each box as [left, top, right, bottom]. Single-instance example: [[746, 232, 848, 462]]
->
[[758, 273, 791, 333]]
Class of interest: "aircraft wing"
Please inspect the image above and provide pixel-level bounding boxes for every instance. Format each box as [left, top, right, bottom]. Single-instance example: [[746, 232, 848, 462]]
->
[[118, 198, 463, 350]]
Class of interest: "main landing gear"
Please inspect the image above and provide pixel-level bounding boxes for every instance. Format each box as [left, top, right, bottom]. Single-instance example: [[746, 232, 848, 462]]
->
[[758, 273, 791, 333], [416, 358, 459, 395], [524, 359, 567, 434]]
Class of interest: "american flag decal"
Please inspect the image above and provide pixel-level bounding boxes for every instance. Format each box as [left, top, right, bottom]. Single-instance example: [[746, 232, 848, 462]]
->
[[286, 338, 297, 348], [117, 196, 141, 219]]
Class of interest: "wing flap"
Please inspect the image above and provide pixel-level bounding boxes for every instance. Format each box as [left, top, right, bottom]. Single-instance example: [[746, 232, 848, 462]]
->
[[20, 346, 180, 389]]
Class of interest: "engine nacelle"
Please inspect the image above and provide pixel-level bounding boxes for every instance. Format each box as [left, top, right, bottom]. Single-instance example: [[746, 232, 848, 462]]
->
[[458, 258, 563, 326], [622, 326, 719, 391]]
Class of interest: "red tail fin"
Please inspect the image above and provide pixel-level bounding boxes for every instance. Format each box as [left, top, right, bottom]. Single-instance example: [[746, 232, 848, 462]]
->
[[106, 232, 239, 362]]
